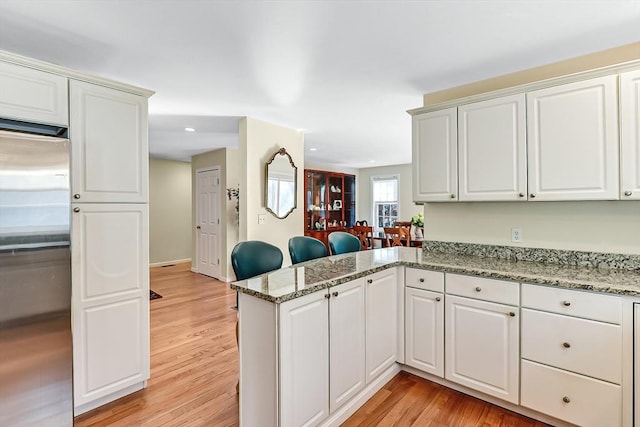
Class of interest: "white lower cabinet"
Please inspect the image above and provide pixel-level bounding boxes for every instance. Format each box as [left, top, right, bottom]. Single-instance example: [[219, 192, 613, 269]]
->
[[72, 203, 149, 410], [405, 287, 444, 377], [280, 289, 330, 427], [329, 278, 366, 413], [444, 294, 519, 404], [365, 268, 398, 383], [279, 277, 367, 427], [521, 360, 621, 427]]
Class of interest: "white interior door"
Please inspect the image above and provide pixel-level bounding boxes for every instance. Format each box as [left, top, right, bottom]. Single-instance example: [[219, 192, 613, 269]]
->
[[196, 168, 220, 279]]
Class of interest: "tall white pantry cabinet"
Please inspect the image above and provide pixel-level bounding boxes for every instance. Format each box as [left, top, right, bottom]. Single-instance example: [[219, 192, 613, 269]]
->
[[0, 51, 154, 415], [70, 80, 151, 414]]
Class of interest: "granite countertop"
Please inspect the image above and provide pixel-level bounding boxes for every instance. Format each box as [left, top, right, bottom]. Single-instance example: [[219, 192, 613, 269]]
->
[[230, 247, 640, 303]]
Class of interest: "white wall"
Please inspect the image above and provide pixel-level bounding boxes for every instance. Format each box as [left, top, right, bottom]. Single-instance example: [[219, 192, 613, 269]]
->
[[421, 43, 640, 255], [357, 163, 420, 227], [239, 117, 304, 267], [149, 157, 192, 264]]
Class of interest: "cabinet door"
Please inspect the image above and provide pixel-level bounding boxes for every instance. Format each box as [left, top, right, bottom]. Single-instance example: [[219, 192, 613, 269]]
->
[[405, 287, 444, 377], [458, 94, 527, 201], [0, 61, 68, 126], [70, 80, 148, 203], [280, 290, 329, 427], [620, 70, 640, 200], [445, 295, 519, 404], [412, 108, 458, 202], [365, 268, 398, 383], [527, 76, 619, 200], [329, 279, 365, 413], [71, 204, 149, 407]]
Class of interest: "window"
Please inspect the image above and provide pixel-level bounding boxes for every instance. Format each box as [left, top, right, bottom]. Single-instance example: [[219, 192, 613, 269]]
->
[[372, 176, 398, 231]]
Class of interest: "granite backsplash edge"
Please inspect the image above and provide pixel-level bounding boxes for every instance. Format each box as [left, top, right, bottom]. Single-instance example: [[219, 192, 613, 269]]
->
[[423, 241, 640, 271]]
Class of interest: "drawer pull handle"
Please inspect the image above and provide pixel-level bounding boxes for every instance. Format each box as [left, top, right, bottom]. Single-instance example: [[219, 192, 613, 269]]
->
[[324, 294, 330, 299], [332, 291, 339, 297], [508, 312, 516, 317], [562, 300, 571, 307], [562, 342, 571, 348], [367, 279, 373, 284], [475, 287, 482, 292], [562, 396, 571, 404], [419, 278, 425, 283], [435, 297, 441, 302]]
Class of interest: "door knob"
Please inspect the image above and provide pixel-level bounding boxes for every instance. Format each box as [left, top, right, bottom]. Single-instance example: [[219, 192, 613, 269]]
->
[[196, 225, 201, 230]]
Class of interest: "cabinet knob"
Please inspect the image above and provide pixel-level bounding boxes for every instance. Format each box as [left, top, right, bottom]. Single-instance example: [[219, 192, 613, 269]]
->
[[435, 297, 441, 302], [419, 278, 425, 283], [450, 194, 456, 199], [530, 193, 536, 198], [562, 396, 571, 404], [624, 190, 632, 196], [508, 312, 516, 317], [73, 207, 80, 213], [562, 342, 571, 348], [367, 279, 373, 284], [332, 291, 338, 297], [475, 287, 482, 292], [562, 300, 571, 307], [324, 294, 330, 299], [518, 193, 525, 198], [73, 194, 80, 199]]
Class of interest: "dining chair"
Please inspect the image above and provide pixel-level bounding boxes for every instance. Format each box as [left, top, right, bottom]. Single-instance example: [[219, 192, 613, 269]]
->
[[288, 236, 328, 264], [394, 221, 412, 229], [328, 231, 361, 255], [383, 227, 410, 247], [351, 225, 374, 250]]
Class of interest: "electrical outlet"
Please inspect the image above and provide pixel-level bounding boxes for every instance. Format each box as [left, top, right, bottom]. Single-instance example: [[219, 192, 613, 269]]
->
[[511, 227, 523, 243], [258, 214, 266, 225]]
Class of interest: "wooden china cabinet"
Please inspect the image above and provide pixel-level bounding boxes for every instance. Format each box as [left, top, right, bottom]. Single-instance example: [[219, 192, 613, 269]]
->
[[304, 170, 356, 248]]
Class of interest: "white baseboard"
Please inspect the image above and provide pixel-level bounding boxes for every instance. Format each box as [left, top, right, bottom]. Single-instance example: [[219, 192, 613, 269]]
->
[[149, 258, 191, 268]]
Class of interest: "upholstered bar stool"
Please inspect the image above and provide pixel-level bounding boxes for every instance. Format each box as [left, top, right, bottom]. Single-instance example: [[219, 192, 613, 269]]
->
[[328, 231, 361, 255], [288, 236, 328, 264]]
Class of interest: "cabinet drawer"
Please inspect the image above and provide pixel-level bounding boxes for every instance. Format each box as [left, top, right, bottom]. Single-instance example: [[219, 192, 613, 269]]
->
[[405, 268, 444, 292], [521, 309, 622, 384], [0, 61, 68, 126], [521, 283, 621, 324], [521, 360, 621, 427], [445, 274, 518, 305]]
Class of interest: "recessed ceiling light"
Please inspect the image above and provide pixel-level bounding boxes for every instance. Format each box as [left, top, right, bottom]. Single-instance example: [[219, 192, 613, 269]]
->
[[184, 127, 196, 132], [369, 160, 376, 163], [309, 148, 317, 151]]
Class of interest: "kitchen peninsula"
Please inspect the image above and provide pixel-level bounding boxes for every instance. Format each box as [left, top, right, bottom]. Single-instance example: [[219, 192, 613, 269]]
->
[[231, 244, 640, 427]]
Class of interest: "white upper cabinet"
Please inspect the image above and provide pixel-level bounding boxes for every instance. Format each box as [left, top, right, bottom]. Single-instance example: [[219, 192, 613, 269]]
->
[[527, 76, 619, 201], [458, 94, 527, 201], [412, 108, 458, 202], [70, 80, 148, 203], [0, 61, 68, 126], [620, 70, 640, 200]]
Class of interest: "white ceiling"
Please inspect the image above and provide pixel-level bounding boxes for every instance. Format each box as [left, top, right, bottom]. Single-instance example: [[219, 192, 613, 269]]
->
[[1, 1, 638, 167]]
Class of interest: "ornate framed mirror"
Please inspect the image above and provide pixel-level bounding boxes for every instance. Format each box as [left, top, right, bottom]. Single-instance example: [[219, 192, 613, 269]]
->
[[265, 147, 297, 219]]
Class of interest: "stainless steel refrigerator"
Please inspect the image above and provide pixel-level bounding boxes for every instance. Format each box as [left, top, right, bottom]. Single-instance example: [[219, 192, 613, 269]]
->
[[0, 122, 73, 426]]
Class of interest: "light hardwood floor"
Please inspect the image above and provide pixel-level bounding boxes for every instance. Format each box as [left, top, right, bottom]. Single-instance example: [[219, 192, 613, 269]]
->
[[75, 263, 548, 427]]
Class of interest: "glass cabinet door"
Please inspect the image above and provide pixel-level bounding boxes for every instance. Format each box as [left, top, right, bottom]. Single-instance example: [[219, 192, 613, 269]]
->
[[306, 171, 327, 231]]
